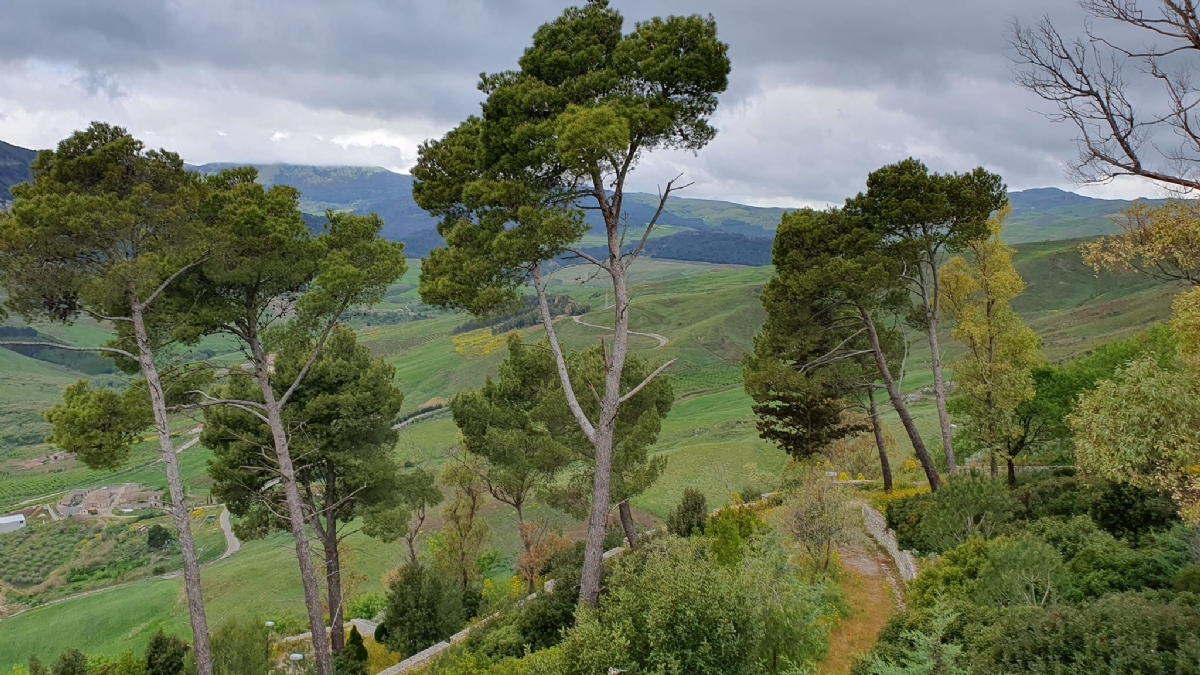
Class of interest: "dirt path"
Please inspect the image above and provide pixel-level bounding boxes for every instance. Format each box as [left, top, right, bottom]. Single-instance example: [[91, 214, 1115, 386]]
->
[[818, 543, 902, 675], [571, 314, 668, 348]]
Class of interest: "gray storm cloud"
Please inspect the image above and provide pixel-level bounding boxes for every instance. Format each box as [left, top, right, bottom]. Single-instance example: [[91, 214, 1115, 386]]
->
[[0, 0, 1161, 204]]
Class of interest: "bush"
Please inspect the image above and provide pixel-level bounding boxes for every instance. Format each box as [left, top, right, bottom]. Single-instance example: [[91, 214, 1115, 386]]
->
[[376, 561, 464, 658], [862, 605, 970, 675], [145, 632, 188, 675], [209, 617, 269, 675], [665, 488, 708, 537], [911, 474, 1015, 553], [706, 503, 764, 567], [146, 525, 172, 551], [333, 627, 369, 675], [50, 651, 87, 675], [973, 535, 1071, 607], [1176, 564, 1200, 593], [1087, 481, 1179, 542], [974, 592, 1200, 674], [552, 536, 828, 675], [782, 476, 857, 578], [347, 592, 387, 620]]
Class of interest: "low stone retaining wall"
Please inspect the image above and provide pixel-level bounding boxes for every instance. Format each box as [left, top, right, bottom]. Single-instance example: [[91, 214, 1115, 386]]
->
[[861, 504, 917, 582]]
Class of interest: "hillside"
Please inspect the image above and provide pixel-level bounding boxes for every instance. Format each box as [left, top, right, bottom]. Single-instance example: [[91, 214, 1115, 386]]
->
[[0, 138, 1173, 256], [0, 140, 37, 203]]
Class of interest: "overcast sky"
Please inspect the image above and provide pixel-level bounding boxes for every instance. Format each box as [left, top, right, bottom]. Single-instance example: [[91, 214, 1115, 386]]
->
[[0, 0, 1170, 206]]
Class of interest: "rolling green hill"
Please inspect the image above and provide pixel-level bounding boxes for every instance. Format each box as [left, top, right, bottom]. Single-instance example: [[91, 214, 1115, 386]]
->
[[0, 141, 36, 203]]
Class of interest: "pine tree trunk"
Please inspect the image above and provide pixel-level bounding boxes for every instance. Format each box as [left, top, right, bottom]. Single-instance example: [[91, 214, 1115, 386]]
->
[[868, 389, 892, 492], [248, 335, 333, 675], [861, 308, 941, 491], [324, 530, 345, 653], [129, 297, 213, 675], [924, 297, 957, 474], [579, 426, 614, 607], [618, 500, 637, 548]]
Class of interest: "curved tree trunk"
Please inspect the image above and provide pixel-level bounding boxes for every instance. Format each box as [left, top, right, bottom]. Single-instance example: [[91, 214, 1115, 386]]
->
[[861, 308, 941, 491], [868, 389, 892, 492], [618, 500, 637, 548], [130, 299, 213, 675], [249, 335, 333, 675], [1007, 456, 1017, 486]]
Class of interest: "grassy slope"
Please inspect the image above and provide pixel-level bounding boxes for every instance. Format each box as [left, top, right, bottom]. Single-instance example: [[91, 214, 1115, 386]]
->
[[0, 239, 1183, 665]]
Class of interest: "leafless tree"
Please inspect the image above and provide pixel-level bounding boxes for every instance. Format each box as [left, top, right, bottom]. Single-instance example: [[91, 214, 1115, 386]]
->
[[1012, 0, 1200, 190]]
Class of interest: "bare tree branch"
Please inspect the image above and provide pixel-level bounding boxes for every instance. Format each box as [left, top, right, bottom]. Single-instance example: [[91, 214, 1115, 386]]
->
[[617, 359, 676, 405]]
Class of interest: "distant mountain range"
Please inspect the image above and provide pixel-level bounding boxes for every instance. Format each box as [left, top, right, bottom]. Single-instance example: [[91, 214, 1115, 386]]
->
[[0, 139, 1168, 262]]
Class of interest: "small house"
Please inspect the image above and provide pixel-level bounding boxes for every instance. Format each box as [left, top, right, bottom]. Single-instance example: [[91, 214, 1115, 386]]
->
[[0, 514, 27, 534]]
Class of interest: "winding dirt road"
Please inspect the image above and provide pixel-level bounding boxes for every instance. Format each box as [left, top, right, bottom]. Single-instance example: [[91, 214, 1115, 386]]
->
[[571, 314, 669, 348]]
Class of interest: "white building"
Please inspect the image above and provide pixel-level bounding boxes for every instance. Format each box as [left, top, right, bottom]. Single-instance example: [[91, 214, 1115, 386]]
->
[[0, 514, 26, 534]]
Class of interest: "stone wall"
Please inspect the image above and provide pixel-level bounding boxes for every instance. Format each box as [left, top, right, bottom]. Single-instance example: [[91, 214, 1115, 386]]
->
[[861, 504, 917, 581]]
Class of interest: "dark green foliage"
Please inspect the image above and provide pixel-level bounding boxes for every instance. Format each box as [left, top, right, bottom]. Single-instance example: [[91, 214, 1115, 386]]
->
[[1176, 565, 1200, 593], [332, 627, 368, 675], [377, 561, 463, 658], [1088, 481, 1180, 542], [50, 650, 87, 675], [974, 593, 1200, 675], [888, 473, 1016, 553], [42, 381, 153, 471], [147, 524, 171, 551], [29, 655, 49, 675], [209, 617, 270, 675], [666, 488, 707, 537], [145, 631, 189, 675]]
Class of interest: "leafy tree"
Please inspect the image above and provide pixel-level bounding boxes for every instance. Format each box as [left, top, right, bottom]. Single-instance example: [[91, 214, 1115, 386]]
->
[[362, 468, 444, 565], [147, 524, 172, 551], [540, 343, 673, 548], [665, 488, 708, 537], [413, 0, 730, 606], [0, 123, 216, 675], [433, 457, 491, 596], [1070, 358, 1200, 522], [173, 169, 406, 674], [49, 651, 87, 675], [1081, 200, 1200, 286], [203, 325, 404, 652], [940, 207, 1044, 483], [845, 158, 1007, 475], [450, 335, 573, 568], [145, 631, 189, 675], [750, 207, 942, 490], [376, 561, 463, 658]]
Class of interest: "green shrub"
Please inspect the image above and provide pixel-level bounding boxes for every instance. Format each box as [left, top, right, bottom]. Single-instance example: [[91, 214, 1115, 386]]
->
[[706, 504, 764, 567], [862, 605, 970, 675], [209, 617, 269, 675], [1175, 564, 1200, 593], [974, 592, 1200, 674], [911, 474, 1016, 553], [332, 627, 369, 675], [973, 535, 1071, 607], [346, 593, 387, 620], [1087, 481, 1179, 542], [145, 631, 188, 675], [146, 525, 172, 551], [665, 488, 707, 537], [553, 537, 826, 675], [49, 651, 86, 675], [376, 561, 463, 658]]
